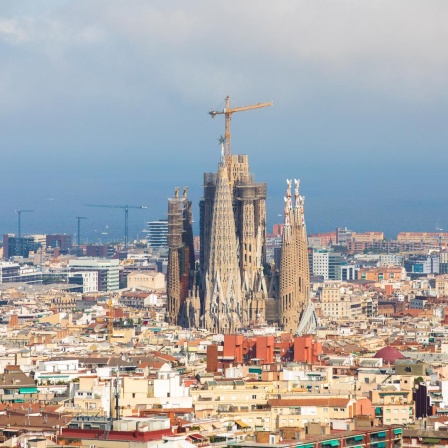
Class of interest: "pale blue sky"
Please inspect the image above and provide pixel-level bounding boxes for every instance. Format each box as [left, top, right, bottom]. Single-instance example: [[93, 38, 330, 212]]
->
[[1, 1, 448, 241]]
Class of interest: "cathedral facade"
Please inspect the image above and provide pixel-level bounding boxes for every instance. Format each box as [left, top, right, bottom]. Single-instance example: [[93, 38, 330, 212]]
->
[[167, 151, 315, 335]]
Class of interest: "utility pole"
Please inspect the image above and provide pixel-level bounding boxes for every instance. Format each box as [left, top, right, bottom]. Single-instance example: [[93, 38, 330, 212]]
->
[[15, 210, 33, 238]]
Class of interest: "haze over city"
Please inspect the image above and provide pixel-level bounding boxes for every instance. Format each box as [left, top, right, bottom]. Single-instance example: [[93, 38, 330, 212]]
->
[[1, 1, 448, 241]]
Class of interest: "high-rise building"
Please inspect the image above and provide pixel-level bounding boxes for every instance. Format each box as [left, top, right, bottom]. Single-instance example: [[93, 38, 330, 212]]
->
[[69, 259, 120, 291], [144, 219, 168, 249], [309, 249, 344, 280], [2, 235, 41, 260]]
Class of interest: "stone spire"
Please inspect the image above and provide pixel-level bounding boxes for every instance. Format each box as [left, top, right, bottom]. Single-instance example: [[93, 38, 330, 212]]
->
[[279, 178, 310, 332], [202, 155, 242, 334]]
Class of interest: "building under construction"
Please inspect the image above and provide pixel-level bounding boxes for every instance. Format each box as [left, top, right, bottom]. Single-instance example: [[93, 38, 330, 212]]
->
[[166, 188, 195, 327], [167, 97, 316, 335]]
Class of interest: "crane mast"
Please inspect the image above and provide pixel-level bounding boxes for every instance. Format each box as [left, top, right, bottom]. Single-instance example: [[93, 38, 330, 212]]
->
[[209, 96, 273, 156], [85, 204, 147, 251], [75, 216, 87, 256], [16, 209, 33, 238]]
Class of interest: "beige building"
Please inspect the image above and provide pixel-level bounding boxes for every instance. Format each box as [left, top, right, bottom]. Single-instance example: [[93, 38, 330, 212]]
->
[[319, 283, 362, 319], [435, 275, 448, 296], [74, 375, 111, 416], [127, 271, 165, 291], [369, 387, 414, 426]]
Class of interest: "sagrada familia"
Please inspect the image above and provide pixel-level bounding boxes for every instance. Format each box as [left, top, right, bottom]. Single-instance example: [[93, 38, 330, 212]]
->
[[166, 99, 318, 335]]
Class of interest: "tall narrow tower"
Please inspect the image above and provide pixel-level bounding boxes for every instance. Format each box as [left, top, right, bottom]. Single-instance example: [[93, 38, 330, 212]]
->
[[279, 179, 310, 332], [166, 187, 195, 326], [202, 150, 242, 333]]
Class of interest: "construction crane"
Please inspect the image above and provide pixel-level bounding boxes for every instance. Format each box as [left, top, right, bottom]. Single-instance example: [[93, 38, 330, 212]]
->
[[209, 96, 273, 156], [15, 209, 33, 238], [75, 217, 87, 256], [85, 204, 147, 251]]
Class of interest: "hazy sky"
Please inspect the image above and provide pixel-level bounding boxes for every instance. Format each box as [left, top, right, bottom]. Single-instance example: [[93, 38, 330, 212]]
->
[[1, 1, 448, 242]]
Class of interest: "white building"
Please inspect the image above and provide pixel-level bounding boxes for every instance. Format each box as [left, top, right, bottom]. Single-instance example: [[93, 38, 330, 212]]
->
[[152, 365, 192, 409], [0, 262, 42, 284], [68, 271, 98, 293], [144, 219, 168, 248], [35, 358, 80, 384], [379, 254, 403, 267], [69, 258, 120, 291]]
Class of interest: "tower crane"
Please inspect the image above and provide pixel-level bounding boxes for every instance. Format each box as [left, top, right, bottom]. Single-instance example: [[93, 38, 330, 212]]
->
[[15, 209, 33, 238], [85, 204, 147, 251], [75, 217, 87, 256], [209, 96, 273, 156]]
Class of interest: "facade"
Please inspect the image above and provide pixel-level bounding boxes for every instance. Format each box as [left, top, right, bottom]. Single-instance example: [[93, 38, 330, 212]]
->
[[340, 264, 357, 281], [318, 282, 362, 319], [2, 234, 41, 259], [0, 262, 42, 284], [166, 187, 195, 326], [68, 271, 99, 293], [310, 250, 343, 280], [86, 244, 114, 258], [145, 219, 168, 249], [405, 255, 440, 276], [336, 227, 353, 245], [440, 251, 448, 274], [369, 388, 414, 426], [181, 148, 267, 333], [358, 267, 404, 282], [127, 271, 165, 291], [379, 254, 403, 267], [69, 258, 120, 291], [46, 234, 72, 252], [397, 231, 448, 244]]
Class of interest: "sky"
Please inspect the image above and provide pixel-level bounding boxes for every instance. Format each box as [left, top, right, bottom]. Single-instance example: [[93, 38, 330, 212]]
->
[[1, 1, 448, 242]]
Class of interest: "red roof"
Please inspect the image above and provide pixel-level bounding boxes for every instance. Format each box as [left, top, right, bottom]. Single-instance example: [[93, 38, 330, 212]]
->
[[374, 346, 406, 363], [61, 428, 173, 441]]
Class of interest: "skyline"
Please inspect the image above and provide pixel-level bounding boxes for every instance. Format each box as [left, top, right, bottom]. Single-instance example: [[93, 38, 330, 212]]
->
[[1, 1, 448, 240]]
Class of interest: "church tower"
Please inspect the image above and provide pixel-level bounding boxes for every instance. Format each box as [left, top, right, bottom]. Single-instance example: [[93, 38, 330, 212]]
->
[[166, 187, 195, 326], [279, 179, 310, 332], [202, 150, 242, 333]]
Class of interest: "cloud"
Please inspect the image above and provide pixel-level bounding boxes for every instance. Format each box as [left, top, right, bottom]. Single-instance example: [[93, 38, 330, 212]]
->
[[1, 0, 448, 115]]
